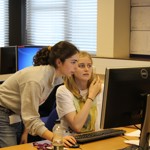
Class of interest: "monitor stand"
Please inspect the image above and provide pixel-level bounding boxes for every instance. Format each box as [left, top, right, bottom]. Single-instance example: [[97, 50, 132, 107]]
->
[[139, 94, 150, 150], [120, 94, 150, 150]]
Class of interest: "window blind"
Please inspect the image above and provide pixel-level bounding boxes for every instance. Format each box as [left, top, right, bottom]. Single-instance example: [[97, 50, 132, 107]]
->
[[0, 0, 8, 46], [26, 0, 97, 54]]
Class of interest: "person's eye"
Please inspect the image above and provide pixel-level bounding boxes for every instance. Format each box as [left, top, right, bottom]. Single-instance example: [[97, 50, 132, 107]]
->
[[78, 64, 85, 68], [87, 64, 92, 68], [71, 61, 78, 65]]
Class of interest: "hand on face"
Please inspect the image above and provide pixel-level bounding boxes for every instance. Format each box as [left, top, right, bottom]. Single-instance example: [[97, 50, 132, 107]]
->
[[88, 75, 102, 100]]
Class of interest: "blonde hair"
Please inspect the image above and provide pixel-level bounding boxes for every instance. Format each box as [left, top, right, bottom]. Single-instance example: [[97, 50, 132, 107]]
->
[[64, 51, 95, 100]]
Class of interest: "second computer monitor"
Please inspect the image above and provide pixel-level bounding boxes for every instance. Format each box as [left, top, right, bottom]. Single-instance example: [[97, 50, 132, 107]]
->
[[100, 67, 150, 129], [17, 45, 45, 70]]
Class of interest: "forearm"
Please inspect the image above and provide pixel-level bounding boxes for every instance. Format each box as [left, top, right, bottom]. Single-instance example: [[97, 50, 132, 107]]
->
[[66, 98, 93, 132], [20, 128, 29, 144], [23, 127, 54, 143], [41, 129, 76, 148], [41, 129, 54, 141], [23, 128, 29, 134]]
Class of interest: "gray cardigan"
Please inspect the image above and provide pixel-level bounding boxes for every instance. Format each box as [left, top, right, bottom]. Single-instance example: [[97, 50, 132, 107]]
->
[[0, 65, 63, 136]]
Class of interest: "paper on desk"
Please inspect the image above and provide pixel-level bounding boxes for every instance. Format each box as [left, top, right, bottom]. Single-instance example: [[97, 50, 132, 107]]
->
[[124, 139, 150, 146], [125, 129, 140, 137], [124, 140, 139, 146]]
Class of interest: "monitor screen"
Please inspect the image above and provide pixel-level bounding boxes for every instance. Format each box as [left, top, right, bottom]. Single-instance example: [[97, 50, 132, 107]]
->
[[100, 67, 150, 149], [0, 46, 17, 74], [17, 46, 45, 70]]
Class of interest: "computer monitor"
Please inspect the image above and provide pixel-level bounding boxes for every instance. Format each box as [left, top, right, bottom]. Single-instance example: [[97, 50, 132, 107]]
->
[[17, 45, 45, 70], [100, 67, 150, 149], [0, 46, 17, 74]]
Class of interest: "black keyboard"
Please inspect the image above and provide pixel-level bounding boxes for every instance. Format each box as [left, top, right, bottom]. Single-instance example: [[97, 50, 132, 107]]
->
[[74, 128, 126, 144]]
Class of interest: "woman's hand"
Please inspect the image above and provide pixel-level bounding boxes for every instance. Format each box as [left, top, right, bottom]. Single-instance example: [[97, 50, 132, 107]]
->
[[88, 75, 102, 100], [63, 135, 76, 147], [20, 129, 28, 144]]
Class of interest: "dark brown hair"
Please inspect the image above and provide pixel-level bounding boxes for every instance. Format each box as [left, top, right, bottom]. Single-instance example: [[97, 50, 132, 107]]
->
[[33, 41, 79, 68]]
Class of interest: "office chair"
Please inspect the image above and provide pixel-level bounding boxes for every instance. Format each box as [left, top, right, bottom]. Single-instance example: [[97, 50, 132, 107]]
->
[[45, 108, 58, 131], [39, 84, 63, 117]]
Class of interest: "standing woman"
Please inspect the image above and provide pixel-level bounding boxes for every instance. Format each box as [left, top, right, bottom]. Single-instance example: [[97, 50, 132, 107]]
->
[[0, 41, 79, 148]]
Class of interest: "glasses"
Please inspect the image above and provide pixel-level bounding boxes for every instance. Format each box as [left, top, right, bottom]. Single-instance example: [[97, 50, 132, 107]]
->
[[78, 63, 92, 69]]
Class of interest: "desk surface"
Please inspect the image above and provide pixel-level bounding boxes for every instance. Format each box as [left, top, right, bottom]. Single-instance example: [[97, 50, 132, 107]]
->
[[0, 126, 138, 150]]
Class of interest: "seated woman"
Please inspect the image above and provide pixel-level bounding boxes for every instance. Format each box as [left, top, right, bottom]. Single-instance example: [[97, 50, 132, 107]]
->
[[56, 51, 104, 133]]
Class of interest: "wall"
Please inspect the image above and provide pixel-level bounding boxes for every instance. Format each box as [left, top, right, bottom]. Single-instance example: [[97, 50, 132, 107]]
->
[[97, 0, 130, 58], [97, 0, 150, 57], [130, 0, 150, 55], [94, 0, 150, 75], [92, 57, 150, 74]]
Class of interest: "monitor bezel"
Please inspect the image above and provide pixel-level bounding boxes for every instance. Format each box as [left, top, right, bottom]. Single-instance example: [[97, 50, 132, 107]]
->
[[100, 66, 150, 149]]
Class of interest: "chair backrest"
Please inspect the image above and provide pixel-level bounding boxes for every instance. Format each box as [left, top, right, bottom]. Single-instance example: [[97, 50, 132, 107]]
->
[[39, 83, 63, 117], [45, 108, 58, 131]]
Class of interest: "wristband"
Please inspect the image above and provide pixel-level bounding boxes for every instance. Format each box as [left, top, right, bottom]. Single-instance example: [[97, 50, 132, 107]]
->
[[88, 97, 94, 101]]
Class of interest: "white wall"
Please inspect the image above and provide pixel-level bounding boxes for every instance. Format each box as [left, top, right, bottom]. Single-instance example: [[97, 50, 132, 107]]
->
[[97, 0, 130, 58], [94, 0, 150, 75], [93, 57, 150, 74], [130, 0, 150, 55], [97, 0, 150, 57]]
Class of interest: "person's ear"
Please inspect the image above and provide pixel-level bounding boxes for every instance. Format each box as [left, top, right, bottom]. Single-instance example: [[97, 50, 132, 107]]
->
[[55, 58, 62, 67]]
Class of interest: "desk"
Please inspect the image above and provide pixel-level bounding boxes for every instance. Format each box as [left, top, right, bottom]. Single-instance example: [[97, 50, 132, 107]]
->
[[0, 126, 138, 150]]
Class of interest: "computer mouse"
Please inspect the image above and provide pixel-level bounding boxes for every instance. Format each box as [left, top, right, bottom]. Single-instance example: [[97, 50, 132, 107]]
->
[[69, 143, 80, 148]]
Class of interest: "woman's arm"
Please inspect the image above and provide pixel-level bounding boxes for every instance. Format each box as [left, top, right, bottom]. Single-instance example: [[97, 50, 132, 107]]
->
[[20, 128, 28, 144], [64, 98, 94, 132], [57, 76, 102, 132], [41, 129, 76, 148]]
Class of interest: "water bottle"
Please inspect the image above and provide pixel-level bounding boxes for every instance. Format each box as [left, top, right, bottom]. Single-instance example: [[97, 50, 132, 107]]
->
[[52, 120, 64, 150]]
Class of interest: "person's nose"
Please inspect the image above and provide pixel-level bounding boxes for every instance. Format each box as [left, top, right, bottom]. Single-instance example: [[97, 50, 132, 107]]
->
[[84, 65, 89, 71]]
